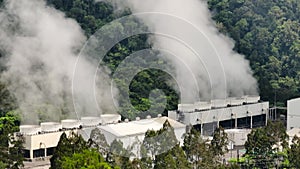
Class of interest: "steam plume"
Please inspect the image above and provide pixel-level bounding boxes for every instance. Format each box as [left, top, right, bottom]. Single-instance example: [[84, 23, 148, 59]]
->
[[0, 0, 117, 124], [104, 0, 258, 102]]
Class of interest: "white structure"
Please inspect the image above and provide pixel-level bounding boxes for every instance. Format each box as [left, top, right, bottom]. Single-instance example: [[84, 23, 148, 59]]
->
[[20, 125, 41, 135], [287, 128, 300, 146], [79, 116, 186, 159], [18, 125, 77, 160], [16, 114, 121, 161], [40, 122, 62, 132], [225, 129, 251, 149], [287, 98, 300, 130], [169, 96, 268, 135], [100, 114, 121, 124], [81, 117, 101, 127], [16, 114, 184, 161], [96, 117, 185, 147], [61, 119, 81, 129]]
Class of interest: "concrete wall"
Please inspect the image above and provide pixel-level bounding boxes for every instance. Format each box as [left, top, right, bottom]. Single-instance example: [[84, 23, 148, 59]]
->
[[182, 102, 268, 126], [287, 98, 300, 130], [22, 130, 77, 160]]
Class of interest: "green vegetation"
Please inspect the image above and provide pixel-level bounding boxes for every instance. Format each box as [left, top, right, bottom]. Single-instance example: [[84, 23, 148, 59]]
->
[[207, 0, 300, 105], [46, 0, 179, 119], [288, 135, 300, 168], [50, 121, 229, 169], [0, 111, 24, 169], [243, 120, 289, 168], [1, 0, 300, 168], [61, 149, 113, 169], [0, 0, 298, 119]]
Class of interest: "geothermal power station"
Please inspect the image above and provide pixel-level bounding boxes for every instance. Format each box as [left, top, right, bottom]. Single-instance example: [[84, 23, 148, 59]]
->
[[14, 95, 300, 161], [16, 95, 295, 161]]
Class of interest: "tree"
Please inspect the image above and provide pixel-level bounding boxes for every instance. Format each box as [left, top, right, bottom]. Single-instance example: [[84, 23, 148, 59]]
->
[[183, 126, 215, 168], [89, 128, 109, 157], [288, 135, 300, 168], [123, 120, 192, 169], [107, 139, 131, 169], [50, 131, 89, 169], [208, 0, 300, 104], [0, 111, 24, 169], [210, 127, 229, 157], [154, 144, 191, 169], [244, 120, 288, 168], [61, 149, 113, 169]]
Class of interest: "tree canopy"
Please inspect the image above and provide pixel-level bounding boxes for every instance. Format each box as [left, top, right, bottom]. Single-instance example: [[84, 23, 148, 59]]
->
[[208, 0, 300, 105]]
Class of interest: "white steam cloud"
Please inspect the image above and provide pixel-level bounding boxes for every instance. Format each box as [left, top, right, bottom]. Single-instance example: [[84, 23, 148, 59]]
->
[[0, 0, 117, 124], [103, 0, 258, 102]]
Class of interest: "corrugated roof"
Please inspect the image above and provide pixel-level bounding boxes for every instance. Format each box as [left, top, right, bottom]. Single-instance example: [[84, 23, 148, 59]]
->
[[98, 116, 186, 137]]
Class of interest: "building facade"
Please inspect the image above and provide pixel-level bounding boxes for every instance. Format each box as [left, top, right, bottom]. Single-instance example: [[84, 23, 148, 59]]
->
[[287, 98, 300, 130]]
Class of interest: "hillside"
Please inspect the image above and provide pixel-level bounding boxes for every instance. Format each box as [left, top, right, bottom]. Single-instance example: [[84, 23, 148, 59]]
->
[[208, 0, 300, 105]]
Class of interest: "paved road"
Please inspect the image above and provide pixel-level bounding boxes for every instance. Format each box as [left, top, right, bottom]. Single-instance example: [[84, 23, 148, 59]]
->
[[24, 160, 50, 169]]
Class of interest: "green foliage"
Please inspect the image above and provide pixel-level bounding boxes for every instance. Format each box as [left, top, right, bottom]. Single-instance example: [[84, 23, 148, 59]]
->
[[208, 0, 300, 105], [46, 0, 179, 120], [210, 127, 229, 157], [244, 120, 288, 168], [183, 126, 215, 168], [107, 139, 131, 169], [288, 135, 300, 168], [183, 126, 232, 169], [61, 149, 112, 169], [0, 111, 23, 169], [88, 128, 109, 157], [50, 132, 89, 169], [154, 144, 190, 169]]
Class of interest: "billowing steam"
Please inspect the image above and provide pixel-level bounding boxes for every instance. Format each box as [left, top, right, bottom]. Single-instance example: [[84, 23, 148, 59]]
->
[[0, 0, 117, 124], [103, 0, 258, 102], [0, 0, 258, 123]]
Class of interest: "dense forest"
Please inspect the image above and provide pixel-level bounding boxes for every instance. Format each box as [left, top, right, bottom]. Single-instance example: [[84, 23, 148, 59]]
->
[[0, 0, 298, 119], [208, 0, 300, 106]]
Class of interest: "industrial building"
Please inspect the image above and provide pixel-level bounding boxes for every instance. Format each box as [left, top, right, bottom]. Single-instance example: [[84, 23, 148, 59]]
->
[[16, 114, 185, 161], [168, 96, 269, 135], [80, 116, 186, 148], [17, 114, 121, 161], [16, 95, 272, 161], [287, 98, 300, 130]]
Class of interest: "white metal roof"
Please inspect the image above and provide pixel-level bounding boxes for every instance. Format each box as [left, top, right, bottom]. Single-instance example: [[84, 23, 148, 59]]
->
[[98, 116, 186, 137]]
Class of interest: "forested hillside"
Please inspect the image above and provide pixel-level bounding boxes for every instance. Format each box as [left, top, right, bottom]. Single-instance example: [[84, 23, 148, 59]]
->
[[0, 0, 300, 168], [0, 0, 299, 119], [208, 0, 300, 105], [46, 0, 179, 119]]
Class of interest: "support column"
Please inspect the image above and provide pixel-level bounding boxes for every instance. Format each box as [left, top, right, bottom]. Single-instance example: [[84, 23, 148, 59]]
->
[[266, 109, 268, 126], [200, 123, 203, 136], [250, 115, 253, 129], [30, 149, 33, 161], [235, 116, 238, 129]]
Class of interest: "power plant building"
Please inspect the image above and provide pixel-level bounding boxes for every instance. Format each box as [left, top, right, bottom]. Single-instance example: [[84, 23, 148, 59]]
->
[[80, 116, 186, 148], [16, 114, 186, 161], [17, 114, 121, 161], [287, 98, 300, 130], [168, 96, 269, 135]]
